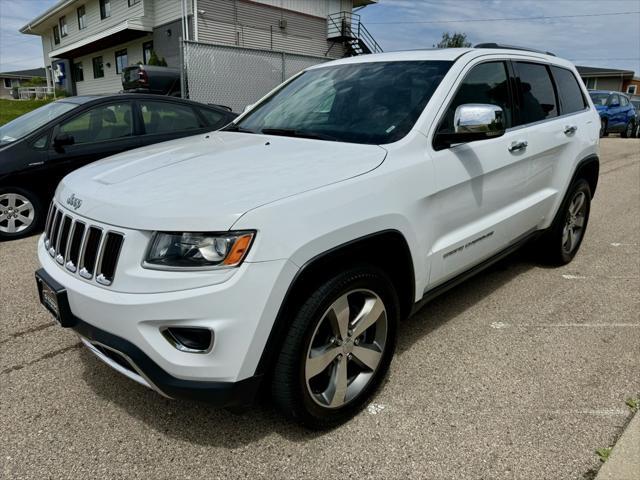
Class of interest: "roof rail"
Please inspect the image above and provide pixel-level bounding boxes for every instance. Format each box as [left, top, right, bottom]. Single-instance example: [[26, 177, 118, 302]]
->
[[474, 43, 556, 57]]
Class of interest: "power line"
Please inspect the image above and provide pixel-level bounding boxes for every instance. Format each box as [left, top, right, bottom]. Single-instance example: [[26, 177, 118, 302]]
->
[[366, 11, 640, 24]]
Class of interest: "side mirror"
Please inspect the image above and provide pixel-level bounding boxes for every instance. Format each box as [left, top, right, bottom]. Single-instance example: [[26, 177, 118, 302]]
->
[[609, 101, 620, 108], [435, 104, 506, 149], [53, 133, 75, 148]]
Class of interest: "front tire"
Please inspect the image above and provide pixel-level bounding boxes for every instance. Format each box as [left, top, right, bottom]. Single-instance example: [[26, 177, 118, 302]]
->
[[599, 118, 608, 137], [0, 188, 43, 241], [271, 266, 399, 429], [537, 179, 592, 265]]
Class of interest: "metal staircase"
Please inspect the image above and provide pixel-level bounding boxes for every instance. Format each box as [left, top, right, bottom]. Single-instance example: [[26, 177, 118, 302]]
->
[[327, 12, 382, 57]]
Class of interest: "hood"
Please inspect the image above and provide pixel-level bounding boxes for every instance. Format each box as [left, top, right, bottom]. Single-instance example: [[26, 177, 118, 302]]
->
[[594, 104, 607, 111], [56, 132, 387, 231]]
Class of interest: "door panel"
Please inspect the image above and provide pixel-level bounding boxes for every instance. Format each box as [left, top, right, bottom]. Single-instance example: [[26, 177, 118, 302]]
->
[[429, 61, 527, 286], [47, 102, 140, 183]]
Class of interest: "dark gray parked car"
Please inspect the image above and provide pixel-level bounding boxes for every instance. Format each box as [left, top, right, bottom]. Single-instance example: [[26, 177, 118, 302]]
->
[[0, 94, 236, 240], [122, 65, 181, 96]]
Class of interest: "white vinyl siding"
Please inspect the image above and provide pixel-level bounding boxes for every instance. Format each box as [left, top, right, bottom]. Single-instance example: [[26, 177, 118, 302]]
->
[[73, 36, 149, 94], [153, 0, 191, 26], [33, 0, 148, 52], [197, 0, 345, 58], [252, 0, 350, 18]]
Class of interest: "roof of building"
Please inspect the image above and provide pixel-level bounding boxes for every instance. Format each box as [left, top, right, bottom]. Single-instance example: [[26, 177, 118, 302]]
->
[[576, 66, 635, 78], [0, 68, 46, 78]]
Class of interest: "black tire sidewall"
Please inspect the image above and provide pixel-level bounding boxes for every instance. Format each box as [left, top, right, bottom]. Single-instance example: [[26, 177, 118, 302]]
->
[[273, 266, 399, 428], [0, 187, 43, 241], [553, 179, 592, 264]]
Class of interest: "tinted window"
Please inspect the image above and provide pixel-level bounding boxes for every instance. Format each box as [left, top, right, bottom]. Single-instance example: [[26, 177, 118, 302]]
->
[[516, 62, 557, 124], [551, 66, 586, 114], [236, 61, 452, 145], [438, 61, 512, 132], [200, 108, 226, 128], [620, 96, 629, 106], [140, 101, 201, 134], [609, 94, 620, 106], [60, 103, 133, 144], [589, 92, 609, 106]]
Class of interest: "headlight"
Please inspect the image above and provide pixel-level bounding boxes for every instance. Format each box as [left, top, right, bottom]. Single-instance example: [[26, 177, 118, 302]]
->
[[144, 231, 255, 270]]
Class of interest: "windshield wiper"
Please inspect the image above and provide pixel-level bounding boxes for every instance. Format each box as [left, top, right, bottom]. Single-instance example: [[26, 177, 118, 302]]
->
[[260, 128, 337, 141], [222, 123, 256, 133]]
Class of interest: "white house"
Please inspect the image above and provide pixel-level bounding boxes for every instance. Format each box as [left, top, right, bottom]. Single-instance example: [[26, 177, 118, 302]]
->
[[20, 0, 378, 96]]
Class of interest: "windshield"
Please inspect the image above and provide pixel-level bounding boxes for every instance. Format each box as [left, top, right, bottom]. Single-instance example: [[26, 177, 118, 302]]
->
[[0, 101, 78, 145], [589, 92, 610, 106], [233, 61, 452, 144]]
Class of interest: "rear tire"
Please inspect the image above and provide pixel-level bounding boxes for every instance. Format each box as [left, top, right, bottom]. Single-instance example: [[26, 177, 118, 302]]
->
[[271, 265, 399, 429], [0, 187, 43, 241], [536, 179, 591, 266]]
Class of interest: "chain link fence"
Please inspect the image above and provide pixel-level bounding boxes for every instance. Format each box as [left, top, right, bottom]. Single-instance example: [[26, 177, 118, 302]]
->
[[181, 40, 329, 112]]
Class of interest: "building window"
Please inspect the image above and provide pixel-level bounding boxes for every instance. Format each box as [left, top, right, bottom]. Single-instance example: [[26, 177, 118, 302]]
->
[[59, 16, 68, 37], [100, 0, 111, 19], [73, 62, 84, 82], [115, 49, 128, 74], [53, 25, 60, 45], [627, 85, 637, 95], [143, 41, 153, 64], [585, 77, 596, 89], [3, 78, 11, 88], [128, 0, 141, 6], [92, 56, 104, 78], [77, 6, 86, 30]]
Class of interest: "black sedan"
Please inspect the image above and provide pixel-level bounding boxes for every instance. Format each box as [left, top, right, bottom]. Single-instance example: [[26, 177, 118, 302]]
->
[[0, 94, 236, 240]]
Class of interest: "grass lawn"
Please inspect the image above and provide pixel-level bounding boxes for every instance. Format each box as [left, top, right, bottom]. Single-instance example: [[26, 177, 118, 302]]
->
[[0, 98, 55, 126]]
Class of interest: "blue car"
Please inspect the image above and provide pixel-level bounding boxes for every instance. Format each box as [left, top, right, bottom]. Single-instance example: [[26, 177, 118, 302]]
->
[[589, 90, 636, 138]]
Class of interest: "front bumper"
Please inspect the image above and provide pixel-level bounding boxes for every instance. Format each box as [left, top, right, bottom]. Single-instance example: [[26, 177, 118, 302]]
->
[[37, 235, 298, 404]]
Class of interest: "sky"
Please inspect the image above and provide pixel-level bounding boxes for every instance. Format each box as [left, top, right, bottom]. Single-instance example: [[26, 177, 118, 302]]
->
[[0, 0, 638, 74]]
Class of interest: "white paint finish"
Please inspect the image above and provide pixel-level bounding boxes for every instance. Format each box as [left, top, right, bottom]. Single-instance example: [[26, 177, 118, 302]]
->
[[73, 36, 150, 95], [56, 131, 387, 231]]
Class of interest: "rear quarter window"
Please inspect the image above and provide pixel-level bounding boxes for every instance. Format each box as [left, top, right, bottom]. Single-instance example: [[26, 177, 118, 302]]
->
[[550, 66, 587, 114]]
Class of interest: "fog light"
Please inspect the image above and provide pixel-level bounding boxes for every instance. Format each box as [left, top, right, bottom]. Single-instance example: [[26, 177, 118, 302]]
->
[[161, 327, 213, 353]]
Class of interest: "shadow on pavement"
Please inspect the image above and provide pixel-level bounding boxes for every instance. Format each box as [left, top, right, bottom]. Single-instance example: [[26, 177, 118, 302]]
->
[[79, 249, 537, 447]]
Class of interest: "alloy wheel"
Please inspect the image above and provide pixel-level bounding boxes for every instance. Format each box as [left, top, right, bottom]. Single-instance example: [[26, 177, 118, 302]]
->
[[562, 191, 587, 254], [0, 193, 35, 234], [304, 289, 387, 409]]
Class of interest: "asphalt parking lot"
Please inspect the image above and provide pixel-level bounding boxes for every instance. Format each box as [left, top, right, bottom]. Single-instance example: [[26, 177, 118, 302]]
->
[[1, 138, 638, 479]]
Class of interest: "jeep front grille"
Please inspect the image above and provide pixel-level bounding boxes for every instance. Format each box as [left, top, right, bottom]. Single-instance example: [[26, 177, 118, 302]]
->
[[44, 203, 124, 286]]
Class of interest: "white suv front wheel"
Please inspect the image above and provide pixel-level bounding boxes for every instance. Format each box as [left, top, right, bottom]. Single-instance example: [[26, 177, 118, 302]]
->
[[271, 266, 399, 429]]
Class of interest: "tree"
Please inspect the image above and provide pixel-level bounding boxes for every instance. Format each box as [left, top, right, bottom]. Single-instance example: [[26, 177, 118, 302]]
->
[[434, 32, 472, 48]]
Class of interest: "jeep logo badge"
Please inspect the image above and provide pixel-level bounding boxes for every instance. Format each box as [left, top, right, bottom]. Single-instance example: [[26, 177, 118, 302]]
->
[[66, 194, 82, 210]]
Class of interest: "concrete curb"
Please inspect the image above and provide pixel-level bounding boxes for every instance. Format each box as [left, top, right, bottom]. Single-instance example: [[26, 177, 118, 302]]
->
[[595, 411, 640, 480]]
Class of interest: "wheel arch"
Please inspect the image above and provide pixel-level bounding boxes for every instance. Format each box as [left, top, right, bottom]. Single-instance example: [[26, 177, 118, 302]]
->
[[254, 229, 415, 377], [571, 154, 599, 198]]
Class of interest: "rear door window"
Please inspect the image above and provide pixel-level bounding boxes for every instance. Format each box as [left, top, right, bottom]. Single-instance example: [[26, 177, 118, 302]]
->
[[515, 62, 558, 125], [140, 101, 202, 134], [550, 66, 587, 114], [199, 108, 226, 128]]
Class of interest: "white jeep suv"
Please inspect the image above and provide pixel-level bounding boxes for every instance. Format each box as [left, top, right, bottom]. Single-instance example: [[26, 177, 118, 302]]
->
[[36, 45, 600, 428]]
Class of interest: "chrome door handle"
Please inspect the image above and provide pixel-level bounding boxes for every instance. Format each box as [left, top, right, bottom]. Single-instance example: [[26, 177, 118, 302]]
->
[[508, 140, 528, 152], [564, 125, 578, 135]]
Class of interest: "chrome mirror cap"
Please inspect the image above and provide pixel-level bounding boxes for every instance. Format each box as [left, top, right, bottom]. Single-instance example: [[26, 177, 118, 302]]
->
[[454, 103, 505, 135]]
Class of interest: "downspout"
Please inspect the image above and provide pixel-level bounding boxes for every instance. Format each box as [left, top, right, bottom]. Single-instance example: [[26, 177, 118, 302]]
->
[[193, 0, 199, 42]]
